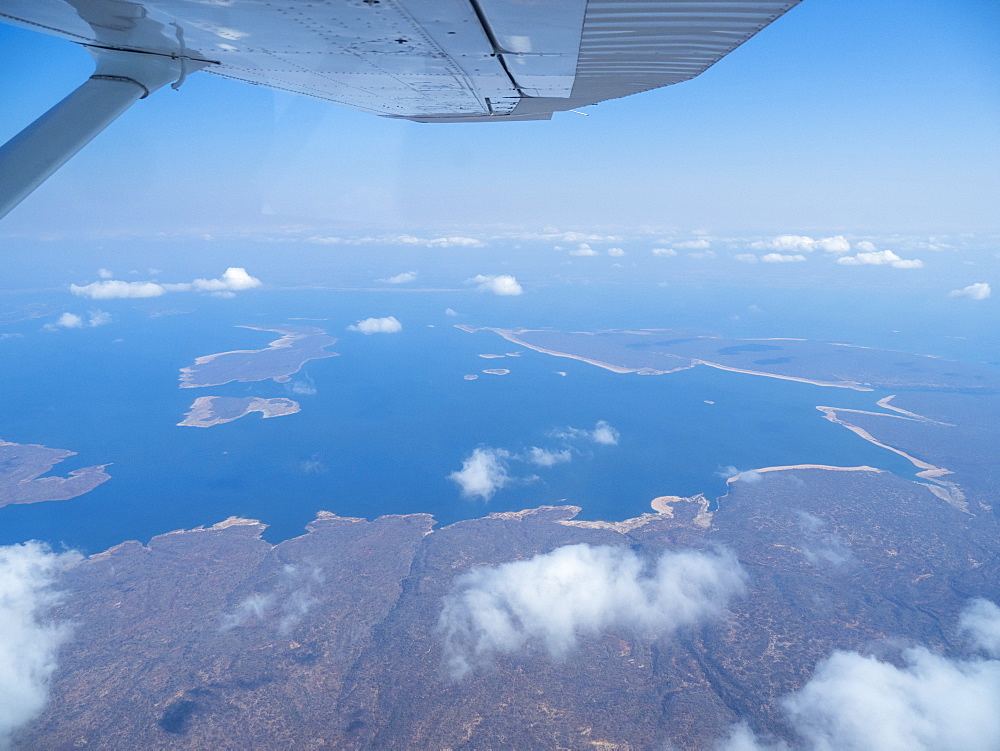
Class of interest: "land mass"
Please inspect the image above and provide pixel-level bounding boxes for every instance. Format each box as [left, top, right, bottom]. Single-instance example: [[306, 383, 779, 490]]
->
[[177, 397, 301, 428], [179, 325, 337, 388], [467, 327, 1000, 392], [0, 439, 109, 508]]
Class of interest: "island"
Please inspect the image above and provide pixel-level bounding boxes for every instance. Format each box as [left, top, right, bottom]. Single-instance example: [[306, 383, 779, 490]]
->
[[482, 368, 511, 375], [179, 325, 337, 388], [464, 327, 1000, 392], [177, 397, 301, 428], [0, 439, 109, 508]]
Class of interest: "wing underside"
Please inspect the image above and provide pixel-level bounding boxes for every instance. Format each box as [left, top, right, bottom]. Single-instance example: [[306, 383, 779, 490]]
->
[[1, 0, 801, 121]]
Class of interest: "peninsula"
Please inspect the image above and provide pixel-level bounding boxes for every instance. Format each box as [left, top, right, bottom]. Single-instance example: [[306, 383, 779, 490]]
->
[[0, 439, 110, 508]]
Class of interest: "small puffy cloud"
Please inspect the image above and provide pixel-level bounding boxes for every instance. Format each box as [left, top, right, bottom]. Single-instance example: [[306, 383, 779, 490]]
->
[[347, 316, 402, 334], [439, 544, 745, 679], [285, 377, 316, 396], [837, 249, 923, 269], [378, 271, 417, 284], [651, 248, 677, 257], [526, 447, 572, 467], [761, 253, 806, 263], [0, 542, 82, 744], [445, 307, 459, 317], [725, 598, 1000, 751], [188, 267, 262, 292], [569, 243, 598, 257], [855, 240, 878, 253], [674, 238, 711, 250], [752, 235, 849, 254], [71, 280, 164, 299], [44, 310, 112, 330], [96, 268, 113, 279], [467, 274, 523, 296], [448, 447, 510, 501], [555, 420, 620, 446], [950, 283, 991, 300], [607, 247, 626, 257], [46, 313, 83, 329]]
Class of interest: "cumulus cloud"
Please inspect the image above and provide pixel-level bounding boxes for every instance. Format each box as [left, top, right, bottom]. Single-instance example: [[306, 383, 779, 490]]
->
[[959, 599, 1000, 657], [96, 268, 113, 279], [378, 271, 417, 284], [760, 253, 806, 263], [71, 268, 261, 299], [445, 307, 459, 317], [723, 598, 1000, 751], [347, 316, 402, 334], [0, 542, 81, 744], [837, 249, 923, 269], [70, 280, 164, 299], [448, 447, 511, 501], [439, 544, 745, 679], [674, 238, 711, 250], [467, 274, 523, 296], [950, 283, 991, 300], [44, 310, 112, 330], [526, 447, 572, 467], [426, 236, 484, 248], [651, 248, 678, 257], [607, 247, 626, 257], [553, 420, 620, 446], [751, 235, 850, 254], [569, 243, 598, 257]]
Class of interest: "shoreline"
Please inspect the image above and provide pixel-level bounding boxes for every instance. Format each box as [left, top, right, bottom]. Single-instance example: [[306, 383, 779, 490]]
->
[[177, 396, 301, 428]]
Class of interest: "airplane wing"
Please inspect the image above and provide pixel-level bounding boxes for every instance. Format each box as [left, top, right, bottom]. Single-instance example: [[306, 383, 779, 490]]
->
[[0, 0, 802, 217]]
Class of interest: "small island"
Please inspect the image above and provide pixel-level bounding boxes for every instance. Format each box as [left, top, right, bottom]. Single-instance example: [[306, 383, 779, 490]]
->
[[179, 325, 337, 389], [482, 368, 511, 376], [0, 439, 110, 508], [178, 397, 301, 428]]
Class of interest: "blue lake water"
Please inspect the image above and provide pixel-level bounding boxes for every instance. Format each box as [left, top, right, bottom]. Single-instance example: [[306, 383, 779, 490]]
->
[[1, 288, 923, 554]]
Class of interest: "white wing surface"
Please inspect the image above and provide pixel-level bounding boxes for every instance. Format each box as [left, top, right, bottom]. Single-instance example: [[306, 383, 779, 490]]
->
[[1, 0, 801, 121]]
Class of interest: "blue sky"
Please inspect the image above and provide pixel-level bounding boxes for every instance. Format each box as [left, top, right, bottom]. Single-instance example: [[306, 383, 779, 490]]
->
[[0, 0, 997, 237]]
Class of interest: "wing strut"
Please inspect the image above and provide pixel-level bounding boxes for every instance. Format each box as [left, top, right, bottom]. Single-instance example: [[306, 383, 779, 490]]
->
[[0, 47, 207, 221]]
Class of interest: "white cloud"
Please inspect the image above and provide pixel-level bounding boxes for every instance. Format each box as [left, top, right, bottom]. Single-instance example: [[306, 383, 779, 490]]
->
[[723, 599, 1000, 751], [760, 253, 807, 263], [96, 268, 113, 279], [950, 283, 991, 300], [718, 466, 763, 483], [285, 377, 316, 396], [959, 599, 1000, 657], [347, 316, 402, 334], [71, 267, 261, 299], [0, 542, 81, 744], [439, 544, 745, 679], [607, 247, 626, 257], [448, 447, 511, 501], [674, 238, 711, 250], [526, 447, 572, 467], [70, 280, 165, 299], [445, 307, 459, 317], [378, 271, 417, 284], [751, 235, 850, 254], [219, 565, 322, 635], [44, 310, 112, 330], [555, 420, 620, 446], [569, 243, 598, 257], [426, 236, 484, 248], [651, 248, 677, 257], [467, 274, 523, 296], [837, 249, 924, 269], [855, 240, 878, 253]]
